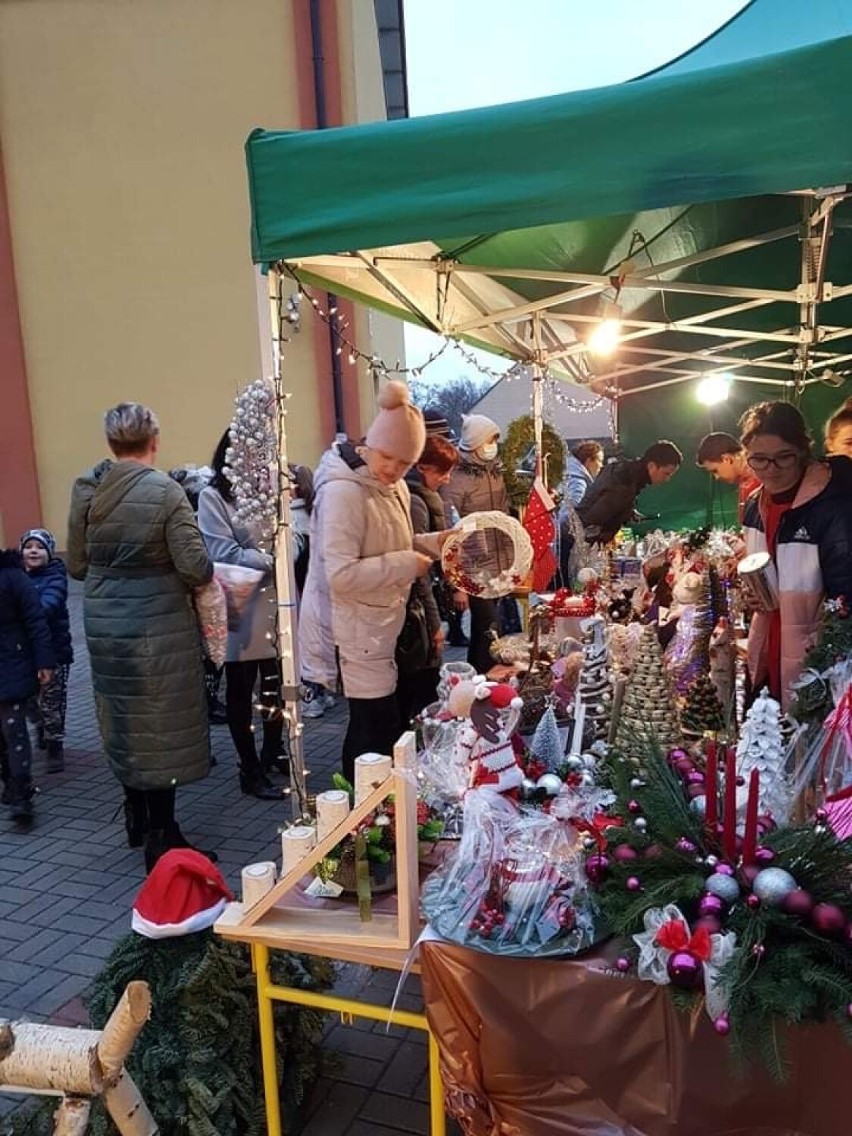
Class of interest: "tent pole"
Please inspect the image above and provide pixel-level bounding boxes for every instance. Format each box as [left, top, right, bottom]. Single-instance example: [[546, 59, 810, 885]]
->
[[268, 265, 308, 820], [531, 313, 544, 476]]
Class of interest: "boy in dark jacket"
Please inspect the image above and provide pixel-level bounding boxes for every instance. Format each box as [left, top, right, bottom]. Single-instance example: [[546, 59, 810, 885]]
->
[[20, 528, 73, 771], [577, 440, 682, 544], [0, 549, 55, 821]]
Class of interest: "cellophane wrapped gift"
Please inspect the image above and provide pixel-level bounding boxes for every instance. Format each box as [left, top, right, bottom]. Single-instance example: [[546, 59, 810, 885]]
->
[[213, 562, 264, 630], [193, 577, 228, 668], [421, 794, 600, 958]]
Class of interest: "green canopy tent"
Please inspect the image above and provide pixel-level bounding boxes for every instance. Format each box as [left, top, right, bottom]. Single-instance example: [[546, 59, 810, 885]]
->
[[246, 0, 852, 529]]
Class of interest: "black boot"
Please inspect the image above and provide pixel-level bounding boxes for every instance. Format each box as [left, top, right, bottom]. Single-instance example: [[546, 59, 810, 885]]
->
[[8, 780, 34, 825], [144, 824, 218, 873], [124, 796, 148, 848], [260, 741, 290, 780], [240, 767, 285, 800], [46, 741, 64, 773]]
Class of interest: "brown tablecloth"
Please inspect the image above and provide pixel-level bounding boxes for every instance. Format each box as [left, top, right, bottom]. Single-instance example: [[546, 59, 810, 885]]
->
[[420, 939, 848, 1135]]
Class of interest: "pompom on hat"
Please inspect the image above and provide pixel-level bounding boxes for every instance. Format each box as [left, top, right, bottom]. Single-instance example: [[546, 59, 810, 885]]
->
[[459, 414, 500, 453], [446, 678, 522, 719], [131, 849, 233, 939], [365, 380, 426, 465], [20, 528, 56, 559]]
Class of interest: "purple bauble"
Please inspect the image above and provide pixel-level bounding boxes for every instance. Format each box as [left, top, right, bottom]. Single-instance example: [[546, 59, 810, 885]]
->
[[668, 748, 688, 765], [714, 862, 735, 876], [811, 903, 847, 937], [643, 843, 664, 860], [585, 853, 610, 885], [754, 846, 776, 866], [613, 844, 639, 863], [757, 813, 776, 833], [674, 756, 695, 776], [675, 837, 698, 855], [615, 956, 631, 973], [666, 950, 704, 990], [815, 807, 828, 822], [687, 770, 706, 785], [781, 889, 814, 918], [713, 1013, 730, 1036], [695, 914, 722, 935], [746, 894, 761, 910], [626, 876, 642, 892], [698, 893, 725, 918], [627, 799, 641, 814]]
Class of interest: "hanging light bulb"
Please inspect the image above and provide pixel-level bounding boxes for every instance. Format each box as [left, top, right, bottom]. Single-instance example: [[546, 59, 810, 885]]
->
[[588, 302, 622, 356], [696, 373, 734, 406]]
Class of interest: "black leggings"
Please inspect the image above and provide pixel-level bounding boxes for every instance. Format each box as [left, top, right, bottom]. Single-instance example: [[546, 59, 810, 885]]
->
[[341, 693, 402, 784], [225, 658, 284, 771], [467, 597, 499, 675]]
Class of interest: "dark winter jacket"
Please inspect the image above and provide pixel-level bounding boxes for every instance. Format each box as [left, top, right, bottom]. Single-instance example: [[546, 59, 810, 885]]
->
[[0, 550, 56, 702], [743, 456, 852, 708], [67, 459, 213, 790], [25, 558, 73, 665], [405, 469, 444, 655], [576, 458, 649, 544]]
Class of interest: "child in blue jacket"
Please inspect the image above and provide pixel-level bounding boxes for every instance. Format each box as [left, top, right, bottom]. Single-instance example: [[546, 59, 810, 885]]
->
[[20, 529, 73, 771], [0, 549, 55, 821]]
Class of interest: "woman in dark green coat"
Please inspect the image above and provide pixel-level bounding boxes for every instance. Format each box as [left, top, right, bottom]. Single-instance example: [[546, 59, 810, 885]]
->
[[67, 403, 214, 870]]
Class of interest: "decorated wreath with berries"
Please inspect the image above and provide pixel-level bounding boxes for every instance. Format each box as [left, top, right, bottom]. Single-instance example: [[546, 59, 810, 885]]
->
[[441, 511, 533, 599]]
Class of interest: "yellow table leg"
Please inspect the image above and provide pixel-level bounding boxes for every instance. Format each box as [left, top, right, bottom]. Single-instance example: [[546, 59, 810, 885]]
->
[[254, 943, 283, 1136], [428, 1029, 446, 1136]]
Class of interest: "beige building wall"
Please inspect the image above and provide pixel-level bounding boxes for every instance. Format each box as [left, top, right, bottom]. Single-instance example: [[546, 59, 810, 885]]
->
[[0, 0, 404, 539]]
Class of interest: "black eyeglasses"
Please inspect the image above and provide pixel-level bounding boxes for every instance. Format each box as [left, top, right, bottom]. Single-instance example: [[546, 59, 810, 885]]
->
[[746, 450, 801, 472]]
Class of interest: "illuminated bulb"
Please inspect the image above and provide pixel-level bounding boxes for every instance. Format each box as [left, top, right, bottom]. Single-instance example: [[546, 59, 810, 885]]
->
[[588, 304, 622, 357], [696, 373, 733, 406]]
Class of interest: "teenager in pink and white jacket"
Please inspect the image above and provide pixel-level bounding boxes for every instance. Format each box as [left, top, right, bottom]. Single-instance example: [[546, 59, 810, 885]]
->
[[740, 401, 852, 709]]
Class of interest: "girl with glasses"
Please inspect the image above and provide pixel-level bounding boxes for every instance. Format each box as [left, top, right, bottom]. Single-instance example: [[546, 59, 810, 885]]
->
[[740, 401, 852, 708]]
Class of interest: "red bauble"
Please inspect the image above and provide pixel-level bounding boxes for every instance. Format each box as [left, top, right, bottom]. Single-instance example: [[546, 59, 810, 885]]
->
[[811, 903, 847, 937], [627, 799, 641, 814], [666, 950, 704, 990], [781, 889, 814, 918], [613, 845, 639, 863]]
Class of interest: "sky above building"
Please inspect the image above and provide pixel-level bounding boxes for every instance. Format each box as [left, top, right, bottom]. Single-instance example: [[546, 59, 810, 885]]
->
[[400, 0, 748, 384]]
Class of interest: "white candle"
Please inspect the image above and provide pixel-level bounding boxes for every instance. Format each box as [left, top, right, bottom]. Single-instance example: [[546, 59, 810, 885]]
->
[[280, 825, 316, 874], [241, 862, 277, 908], [354, 752, 392, 804], [316, 789, 351, 843], [570, 702, 586, 756]]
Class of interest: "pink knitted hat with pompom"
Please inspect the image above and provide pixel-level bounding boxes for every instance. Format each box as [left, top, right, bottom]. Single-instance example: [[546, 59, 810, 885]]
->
[[365, 381, 426, 465]]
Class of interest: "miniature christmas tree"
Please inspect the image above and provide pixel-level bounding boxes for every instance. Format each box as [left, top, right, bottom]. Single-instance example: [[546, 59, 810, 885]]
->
[[529, 704, 564, 771], [735, 689, 791, 823], [614, 624, 680, 755], [680, 672, 725, 735], [577, 617, 611, 744]]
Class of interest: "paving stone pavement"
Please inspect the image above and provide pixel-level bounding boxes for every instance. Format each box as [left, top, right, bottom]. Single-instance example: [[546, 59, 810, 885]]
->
[[1, 581, 464, 1135]]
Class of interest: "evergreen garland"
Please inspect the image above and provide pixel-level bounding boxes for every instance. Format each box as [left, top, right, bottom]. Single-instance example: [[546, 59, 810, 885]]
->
[[590, 740, 852, 1078], [500, 415, 566, 510], [8, 932, 337, 1136]]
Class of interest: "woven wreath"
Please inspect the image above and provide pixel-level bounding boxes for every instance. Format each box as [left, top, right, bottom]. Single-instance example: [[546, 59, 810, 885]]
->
[[441, 511, 533, 599]]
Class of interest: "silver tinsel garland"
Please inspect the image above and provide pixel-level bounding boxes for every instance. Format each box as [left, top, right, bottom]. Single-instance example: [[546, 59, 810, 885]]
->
[[223, 377, 279, 530]]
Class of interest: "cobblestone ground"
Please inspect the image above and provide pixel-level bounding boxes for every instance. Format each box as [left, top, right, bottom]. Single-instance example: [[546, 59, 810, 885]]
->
[[0, 582, 463, 1135]]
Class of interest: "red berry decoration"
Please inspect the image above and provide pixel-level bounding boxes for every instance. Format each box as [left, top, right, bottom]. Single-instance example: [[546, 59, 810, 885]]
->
[[811, 903, 847, 937], [666, 951, 703, 990]]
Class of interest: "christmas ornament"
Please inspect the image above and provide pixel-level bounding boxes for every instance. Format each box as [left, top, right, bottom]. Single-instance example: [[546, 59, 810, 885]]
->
[[224, 378, 279, 530], [705, 873, 740, 904], [613, 845, 639, 863], [523, 476, 558, 592], [667, 950, 703, 989], [680, 672, 726, 735], [626, 876, 642, 892], [754, 846, 776, 865], [713, 1013, 731, 1036], [615, 956, 631, 973], [811, 903, 847, 937], [735, 689, 792, 824], [781, 889, 814, 917], [536, 772, 564, 797], [752, 867, 797, 906], [675, 837, 697, 854], [698, 894, 725, 918], [585, 853, 610, 885]]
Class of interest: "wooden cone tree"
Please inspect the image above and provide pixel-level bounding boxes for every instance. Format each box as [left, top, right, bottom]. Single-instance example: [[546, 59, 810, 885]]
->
[[615, 625, 680, 755]]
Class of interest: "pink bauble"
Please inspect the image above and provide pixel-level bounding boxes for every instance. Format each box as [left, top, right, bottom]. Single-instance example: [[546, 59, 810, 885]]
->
[[643, 844, 664, 860], [695, 914, 722, 935], [626, 876, 642, 892], [615, 956, 631, 973], [675, 837, 697, 855], [585, 853, 610, 885], [746, 894, 761, 910], [815, 807, 828, 822], [698, 893, 725, 918], [811, 903, 847, 937], [754, 846, 776, 866], [713, 1013, 730, 1036], [714, 862, 735, 876], [687, 771, 706, 785], [675, 756, 695, 775], [666, 950, 704, 990], [613, 844, 639, 863], [781, 889, 814, 918], [668, 748, 688, 765], [627, 799, 641, 814]]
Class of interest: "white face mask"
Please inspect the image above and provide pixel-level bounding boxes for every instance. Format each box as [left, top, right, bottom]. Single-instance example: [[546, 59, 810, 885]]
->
[[478, 442, 498, 461]]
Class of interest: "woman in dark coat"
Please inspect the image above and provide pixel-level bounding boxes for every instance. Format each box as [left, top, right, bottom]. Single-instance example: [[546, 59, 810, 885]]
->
[[67, 402, 214, 870]]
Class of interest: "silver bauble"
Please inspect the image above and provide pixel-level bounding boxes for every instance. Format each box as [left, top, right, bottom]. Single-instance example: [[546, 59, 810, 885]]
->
[[688, 796, 706, 818], [705, 873, 741, 903], [521, 777, 538, 798], [752, 867, 797, 906], [536, 773, 563, 797], [564, 755, 583, 771]]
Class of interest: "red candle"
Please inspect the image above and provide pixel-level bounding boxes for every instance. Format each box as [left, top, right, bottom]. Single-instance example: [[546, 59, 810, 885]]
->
[[723, 748, 737, 863], [742, 768, 760, 865], [705, 741, 718, 830]]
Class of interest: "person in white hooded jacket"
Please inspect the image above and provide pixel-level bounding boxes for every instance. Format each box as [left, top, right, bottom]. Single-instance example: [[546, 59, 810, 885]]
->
[[298, 382, 444, 781]]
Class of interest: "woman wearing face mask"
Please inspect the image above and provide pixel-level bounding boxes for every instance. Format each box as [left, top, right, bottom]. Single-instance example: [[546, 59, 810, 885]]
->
[[740, 400, 852, 708], [298, 382, 445, 782], [824, 397, 852, 458], [441, 414, 512, 674]]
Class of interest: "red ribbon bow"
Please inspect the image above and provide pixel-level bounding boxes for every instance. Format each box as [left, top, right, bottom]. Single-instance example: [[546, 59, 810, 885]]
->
[[654, 918, 712, 962]]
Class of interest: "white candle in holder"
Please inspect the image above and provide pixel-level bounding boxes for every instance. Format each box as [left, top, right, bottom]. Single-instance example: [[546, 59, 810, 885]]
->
[[316, 789, 351, 843], [280, 825, 317, 874], [241, 862, 277, 908], [354, 752, 393, 804]]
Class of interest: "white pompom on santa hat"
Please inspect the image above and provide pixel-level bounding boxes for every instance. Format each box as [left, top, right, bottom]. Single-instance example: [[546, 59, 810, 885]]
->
[[132, 849, 233, 939]]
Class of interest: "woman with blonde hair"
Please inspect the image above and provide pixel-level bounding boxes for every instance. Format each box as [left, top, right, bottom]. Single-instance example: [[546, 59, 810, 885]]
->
[[67, 403, 214, 870], [824, 397, 852, 457]]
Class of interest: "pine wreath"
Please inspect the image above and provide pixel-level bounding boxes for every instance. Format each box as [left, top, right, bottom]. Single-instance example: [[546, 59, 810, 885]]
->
[[501, 415, 566, 510]]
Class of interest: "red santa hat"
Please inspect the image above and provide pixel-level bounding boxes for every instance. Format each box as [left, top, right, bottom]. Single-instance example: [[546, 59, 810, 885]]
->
[[486, 683, 523, 712], [131, 849, 233, 939]]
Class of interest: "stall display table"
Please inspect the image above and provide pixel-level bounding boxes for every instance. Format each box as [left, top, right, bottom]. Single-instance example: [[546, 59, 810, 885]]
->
[[419, 939, 847, 1136]]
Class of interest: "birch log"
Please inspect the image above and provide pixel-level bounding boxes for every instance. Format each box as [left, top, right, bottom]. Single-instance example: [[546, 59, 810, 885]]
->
[[53, 1098, 91, 1136]]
